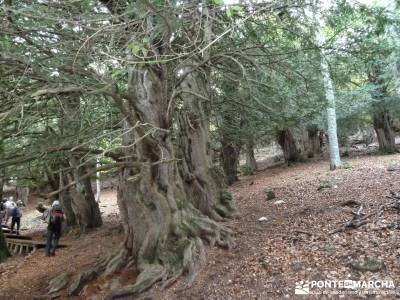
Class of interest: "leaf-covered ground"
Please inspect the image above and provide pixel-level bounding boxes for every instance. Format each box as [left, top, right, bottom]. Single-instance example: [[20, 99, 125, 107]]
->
[[2, 154, 400, 299], [157, 154, 400, 299]]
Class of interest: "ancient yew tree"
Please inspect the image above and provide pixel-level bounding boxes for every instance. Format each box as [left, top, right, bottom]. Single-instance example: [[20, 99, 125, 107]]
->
[[86, 2, 236, 298]]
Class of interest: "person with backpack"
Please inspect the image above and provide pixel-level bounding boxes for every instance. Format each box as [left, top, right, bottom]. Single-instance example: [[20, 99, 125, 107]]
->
[[10, 204, 22, 235], [4, 197, 16, 227], [43, 200, 64, 257]]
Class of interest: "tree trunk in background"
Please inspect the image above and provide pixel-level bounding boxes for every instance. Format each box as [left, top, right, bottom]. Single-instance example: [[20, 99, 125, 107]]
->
[[277, 129, 299, 163], [221, 140, 240, 185], [95, 158, 101, 203], [68, 157, 102, 231], [319, 45, 341, 169], [373, 110, 396, 153], [0, 138, 4, 201], [46, 164, 77, 227], [0, 176, 3, 201], [16, 187, 29, 205], [309, 3, 342, 170], [60, 188, 77, 227], [245, 141, 257, 173], [308, 127, 321, 157], [0, 230, 9, 263], [60, 95, 102, 230]]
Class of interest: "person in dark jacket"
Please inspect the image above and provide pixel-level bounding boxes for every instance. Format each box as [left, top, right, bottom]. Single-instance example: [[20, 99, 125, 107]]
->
[[43, 200, 64, 257], [10, 204, 22, 235]]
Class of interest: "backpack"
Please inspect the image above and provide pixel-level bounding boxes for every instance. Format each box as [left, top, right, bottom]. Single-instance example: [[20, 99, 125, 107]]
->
[[11, 207, 20, 218], [50, 207, 64, 225]]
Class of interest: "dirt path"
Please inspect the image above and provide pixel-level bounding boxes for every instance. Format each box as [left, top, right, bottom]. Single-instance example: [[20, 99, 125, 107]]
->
[[157, 154, 400, 299]]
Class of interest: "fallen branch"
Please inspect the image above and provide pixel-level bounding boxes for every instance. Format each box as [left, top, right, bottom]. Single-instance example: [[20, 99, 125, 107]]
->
[[329, 195, 400, 235], [31, 85, 83, 97]]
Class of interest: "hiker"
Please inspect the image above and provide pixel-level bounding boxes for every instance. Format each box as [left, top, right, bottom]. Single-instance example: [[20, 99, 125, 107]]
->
[[4, 197, 16, 227], [10, 204, 22, 235], [43, 200, 64, 257]]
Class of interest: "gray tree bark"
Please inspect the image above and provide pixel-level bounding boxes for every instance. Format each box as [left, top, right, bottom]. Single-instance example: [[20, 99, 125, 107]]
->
[[307, 2, 342, 170]]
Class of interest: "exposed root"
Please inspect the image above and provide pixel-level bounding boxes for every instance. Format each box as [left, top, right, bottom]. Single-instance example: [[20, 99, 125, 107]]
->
[[104, 264, 166, 300], [68, 264, 105, 296], [215, 190, 239, 219]]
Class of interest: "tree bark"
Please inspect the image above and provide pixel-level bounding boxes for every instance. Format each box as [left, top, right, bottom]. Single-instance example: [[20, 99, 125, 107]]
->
[[0, 176, 3, 202], [245, 141, 257, 173], [0, 230, 9, 263], [277, 129, 299, 163], [309, 4, 342, 170], [177, 64, 236, 220], [220, 140, 240, 185], [45, 165, 77, 227], [60, 94, 102, 230], [97, 65, 233, 299], [373, 110, 396, 153], [16, 187, 29, 205], [308, 127, 321, 157], [67, 158, 102, 231]]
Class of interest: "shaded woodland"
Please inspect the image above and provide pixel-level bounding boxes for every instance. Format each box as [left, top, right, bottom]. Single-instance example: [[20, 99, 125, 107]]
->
[[1, 0, 400, 298]]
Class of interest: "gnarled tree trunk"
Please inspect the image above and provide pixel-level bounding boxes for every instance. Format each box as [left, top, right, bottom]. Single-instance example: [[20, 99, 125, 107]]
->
[[96, 65, 233, 299], [60, 94, 102, 230], [67, 157, 102, 231], [277, 129, 299, 163], [373, 110, 396, 153], [245, 141, 257, 173], [177, 64, 236, 220], [68, 3, 234, 298]]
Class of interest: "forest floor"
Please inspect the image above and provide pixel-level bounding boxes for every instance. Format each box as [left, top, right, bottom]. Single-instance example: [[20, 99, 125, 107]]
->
[[2, 153, 400, 299]]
